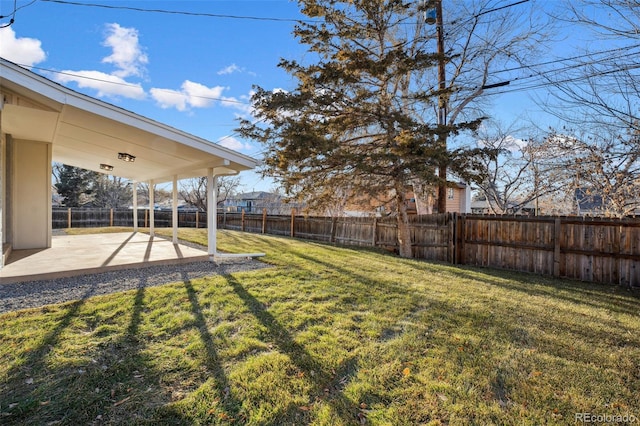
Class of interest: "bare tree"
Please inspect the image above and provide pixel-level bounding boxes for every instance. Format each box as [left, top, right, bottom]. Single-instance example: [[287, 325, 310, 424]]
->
[[136, 183, 172, 207], [421, 0, 555, 212], [179, 176, 241, 211], [544, 1, 640, 135], [92, 175, 132, 208], [544, 128, 640, 217], [474, 121, 569, 215], [537, 1, 640, 216]]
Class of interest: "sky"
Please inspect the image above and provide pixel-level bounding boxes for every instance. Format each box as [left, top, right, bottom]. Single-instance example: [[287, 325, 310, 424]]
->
[[0, 0, 625, 193], [0, 0, 311, 192]]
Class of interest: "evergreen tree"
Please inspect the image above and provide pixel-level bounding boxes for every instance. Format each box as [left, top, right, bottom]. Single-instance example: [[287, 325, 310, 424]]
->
[[238, 0, 486, 257], [53, 164, 98, 207]]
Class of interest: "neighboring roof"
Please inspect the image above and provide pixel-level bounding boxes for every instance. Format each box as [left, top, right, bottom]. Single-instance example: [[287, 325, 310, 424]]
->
[[233, 191, 278, 200], [0, 58, 259, 183], [574, 188, 604, 212]]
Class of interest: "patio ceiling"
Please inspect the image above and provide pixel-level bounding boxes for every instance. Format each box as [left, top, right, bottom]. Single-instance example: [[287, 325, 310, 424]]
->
[[0, 58, 259, 183]]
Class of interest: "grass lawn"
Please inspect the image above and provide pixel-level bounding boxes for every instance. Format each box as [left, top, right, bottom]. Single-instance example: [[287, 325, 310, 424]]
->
[[1, 228, 639, 425]]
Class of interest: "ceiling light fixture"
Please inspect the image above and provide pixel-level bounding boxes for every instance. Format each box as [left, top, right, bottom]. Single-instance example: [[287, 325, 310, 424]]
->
[[118, 152, 136, 162], [100, 163, 114, 171]]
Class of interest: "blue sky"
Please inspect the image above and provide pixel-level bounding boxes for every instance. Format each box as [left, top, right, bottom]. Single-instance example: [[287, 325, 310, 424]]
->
[[0, 0, 310, 191], [0, 0, 624, 193]]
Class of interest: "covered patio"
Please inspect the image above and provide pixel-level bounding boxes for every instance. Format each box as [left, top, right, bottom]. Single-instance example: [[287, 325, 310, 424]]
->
[[0, 57, 262, 280], [0, 232, 209, 284]]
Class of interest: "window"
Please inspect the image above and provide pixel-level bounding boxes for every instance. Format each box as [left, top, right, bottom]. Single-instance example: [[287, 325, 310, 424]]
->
[[447, 188, 454, 200]]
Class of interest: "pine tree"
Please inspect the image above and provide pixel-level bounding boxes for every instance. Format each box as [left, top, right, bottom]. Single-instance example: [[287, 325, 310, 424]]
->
[[239, 0, 485, 257], [53, 165, 98, 207]]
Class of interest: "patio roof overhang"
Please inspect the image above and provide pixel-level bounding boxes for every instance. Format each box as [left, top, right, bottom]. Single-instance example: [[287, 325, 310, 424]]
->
[[0, 58, 259, 182]]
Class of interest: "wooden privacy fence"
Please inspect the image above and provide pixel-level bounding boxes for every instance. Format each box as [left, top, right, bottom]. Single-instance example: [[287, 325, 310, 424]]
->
[[53, 208, 206, 229], [52, 208, 640, 287], [221, 211, 640, 288]]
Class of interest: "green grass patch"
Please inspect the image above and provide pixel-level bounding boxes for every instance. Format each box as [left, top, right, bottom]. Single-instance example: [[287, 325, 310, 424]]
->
[[63, 226, 137, 235], [1, 229, 639, 425]]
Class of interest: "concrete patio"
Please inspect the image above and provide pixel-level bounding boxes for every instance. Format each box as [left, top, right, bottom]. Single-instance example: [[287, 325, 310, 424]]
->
[[0, 232, 209, 284]]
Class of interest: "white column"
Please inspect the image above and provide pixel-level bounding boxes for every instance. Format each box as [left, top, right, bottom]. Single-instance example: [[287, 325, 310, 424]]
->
[[207, 168, 217, 261], [149, 180, 155, 237], [0, 132, 4, 268], [132, 181, 138, 232], [172, 175, 178, 244]]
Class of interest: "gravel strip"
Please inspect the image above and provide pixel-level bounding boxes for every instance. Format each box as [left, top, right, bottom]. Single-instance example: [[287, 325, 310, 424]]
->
[[0, 258, 270, 314]]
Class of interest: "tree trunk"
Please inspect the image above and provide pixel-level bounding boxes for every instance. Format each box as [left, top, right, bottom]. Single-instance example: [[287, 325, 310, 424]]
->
[[395, 185, 412, 258]]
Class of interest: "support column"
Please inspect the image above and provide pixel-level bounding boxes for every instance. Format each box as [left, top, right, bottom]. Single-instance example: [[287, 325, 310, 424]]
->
[[0, 131, 4, 268], [207, 168, 217, 261], [132, 181, 138, 232], [172, 175, 178, 244], [149, 180, 155, 237]]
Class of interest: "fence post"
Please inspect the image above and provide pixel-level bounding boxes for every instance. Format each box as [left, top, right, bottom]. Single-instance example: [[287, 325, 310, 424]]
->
[[330, 216, 338, 243], [241, 209, 246, 232], [110, 208, 114, 227], [553, 218, 561, 277], [614, 224, 622, 285], [448, 213, 456, 264], [456, 214, 466, 265], [67, 208, 72, 228], [195, 211, 199, 229], [372, 217, 378, 247], [262, 208, 267, 234], [291, 208, 296, 237]]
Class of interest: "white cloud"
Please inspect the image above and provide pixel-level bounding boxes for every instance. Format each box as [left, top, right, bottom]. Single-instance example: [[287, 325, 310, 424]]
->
[[217, 63, 241, 75], [150, 80, 226, 111], [217, 136, 252, 152], [56, 69, 145, 99], [101, 23, 148, 78], [502, 135, 528, 152], [0, 27, 46, 67], [49, 23, 147, 99], [182, 80, 225, 107], [149, 87, 188, 111], [477, 134, 528, 153]]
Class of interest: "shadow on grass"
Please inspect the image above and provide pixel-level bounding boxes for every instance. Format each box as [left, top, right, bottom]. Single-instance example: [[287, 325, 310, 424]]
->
[[2, 276, 180, 424], [0, 284, 96, 423], [225, 274, 361, 424], [185, 278, 243, 420], [447, 266, 640, 317]]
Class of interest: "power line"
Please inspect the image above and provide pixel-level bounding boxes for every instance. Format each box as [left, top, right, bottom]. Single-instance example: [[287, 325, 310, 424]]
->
[[0, 0, 17, 28], [472, 45, 640, 93], [39, 0, 315, 23], [474, 61, 640, 98], [24, 64, 252, 105], [490, 42, 640, 76], [475, 0, 530, 18]]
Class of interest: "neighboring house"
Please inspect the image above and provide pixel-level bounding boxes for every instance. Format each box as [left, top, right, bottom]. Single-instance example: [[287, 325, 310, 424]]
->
[[443, 182, 471, 214], [0, 57, 259, 268], [410, 182, 471, 215], [224, 191, 306, 215], [574, 188, 640, 217], [574, 189, 604, 216], [341, 182, 470, 217]]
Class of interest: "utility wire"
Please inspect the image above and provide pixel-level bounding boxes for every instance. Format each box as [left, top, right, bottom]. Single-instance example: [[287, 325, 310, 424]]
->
[[24, 64, 252, 105], [0, 0, 17, 28], [40, 0, 315, 23], [474, 45, 640, 92], [490, 42, 640, 76]]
